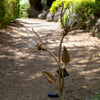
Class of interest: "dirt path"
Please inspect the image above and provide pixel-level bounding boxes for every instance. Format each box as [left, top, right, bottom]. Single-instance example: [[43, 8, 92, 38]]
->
[[0, 18, 100, 100]]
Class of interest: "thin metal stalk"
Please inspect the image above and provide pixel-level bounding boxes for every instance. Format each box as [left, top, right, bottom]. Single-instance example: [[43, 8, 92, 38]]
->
[[58, 34, 65, 94], [46, 49, 62, 100], [58, 35, 64, 63]]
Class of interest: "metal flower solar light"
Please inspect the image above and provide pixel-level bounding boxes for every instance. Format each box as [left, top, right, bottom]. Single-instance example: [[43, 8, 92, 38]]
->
[[25, 2, 77, 100]]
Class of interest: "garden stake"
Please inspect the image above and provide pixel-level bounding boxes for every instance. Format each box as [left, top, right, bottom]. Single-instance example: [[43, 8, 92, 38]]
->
[[25, 1, 77, 100]]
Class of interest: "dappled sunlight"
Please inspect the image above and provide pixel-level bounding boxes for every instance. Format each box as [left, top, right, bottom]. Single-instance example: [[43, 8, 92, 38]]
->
[[11, 29, 28, 37], [26, 72, 42, 80], [26, 67, 57, 81], [78, 59, 89, 63], [0, 19, 100, 100], [16, 18, 59, 31], [0, 54, 7, 58], [80, 67, 100, 75]]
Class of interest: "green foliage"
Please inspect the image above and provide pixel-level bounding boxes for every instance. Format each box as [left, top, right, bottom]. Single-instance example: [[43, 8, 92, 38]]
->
[[41, 0, 47, 5], [41, 0, 48, 10], [19, 4, 29, 18], [93, 0, 100, 16], [96, 32, 100, 39], [49, 0, 75, 14], [94, 53, 100, 57], [90, 94, 100, 100], [20, 0, 29, 5], [51, 0, 100, 29], [72, 0, 96, 29], [59, 12, 69, 28], [0, 0, 20, 28]]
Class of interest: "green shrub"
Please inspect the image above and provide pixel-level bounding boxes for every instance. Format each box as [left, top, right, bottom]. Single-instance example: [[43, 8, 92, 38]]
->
[[93, 0, 100, 17], [51, 0, 100, 29], [41, 0, 56, 8], [41, 0, 47, 5], [90, 93, 100, 100], [58, 11, 69, 28], [72, 0, 96, 29], [72, 0, 100, 29], [0, 0, 20, 28], [19, 4, 29, 18], [49, 0, 75, 14]]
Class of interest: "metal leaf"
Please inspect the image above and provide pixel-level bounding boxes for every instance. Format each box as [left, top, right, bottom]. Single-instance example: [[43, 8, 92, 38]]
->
[[62, 46, 70, 65], [42, 71, 56, 84]]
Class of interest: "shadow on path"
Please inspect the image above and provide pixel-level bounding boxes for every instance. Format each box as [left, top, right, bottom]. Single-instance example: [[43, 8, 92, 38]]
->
[[0, 18, 100, 100]]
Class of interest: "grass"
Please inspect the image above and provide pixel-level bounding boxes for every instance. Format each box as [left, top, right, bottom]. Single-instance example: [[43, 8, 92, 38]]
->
[[90, 91, 100, 100], [90, 95, 100, 100]]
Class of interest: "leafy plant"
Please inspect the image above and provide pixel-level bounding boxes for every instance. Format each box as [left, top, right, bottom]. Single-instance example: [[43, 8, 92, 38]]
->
[[41, 0, 47, 5], [0, 0, 20, 28], [90, 91, 100, 100], [90, 95, 100, 100], [49, 0, 75, 14], [92, 0, 100, 17], [50, 0, 100, 30], [94, 54, 100, 57], [19, 3, 29, 18], [71, 0, 96, 29]]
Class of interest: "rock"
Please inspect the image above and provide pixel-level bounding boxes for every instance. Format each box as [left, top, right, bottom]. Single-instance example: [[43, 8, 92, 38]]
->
[[92, 18, 100, 36], [38, 10, 48, 19], [96, 18, 100, 26], [53, 8, 62, 21], [46, 8, 67, 22], [46, 12, 54, 22]]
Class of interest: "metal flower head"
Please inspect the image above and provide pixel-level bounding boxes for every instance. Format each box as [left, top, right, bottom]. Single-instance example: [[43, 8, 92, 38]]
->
[[26, 28, 47, 52], [27, 38, 38, 47], [68, 12, 77, 27], [25, 37, 38, 53]]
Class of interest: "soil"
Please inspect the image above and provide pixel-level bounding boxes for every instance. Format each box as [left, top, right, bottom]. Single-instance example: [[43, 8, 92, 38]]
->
[[0, 18, 100, 100]]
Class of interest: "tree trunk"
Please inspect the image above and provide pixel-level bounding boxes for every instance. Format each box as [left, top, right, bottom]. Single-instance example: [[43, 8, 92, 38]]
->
[[29, 0, 43, 11], [29, 0, 43, 17], [47, 0, 55, 8]]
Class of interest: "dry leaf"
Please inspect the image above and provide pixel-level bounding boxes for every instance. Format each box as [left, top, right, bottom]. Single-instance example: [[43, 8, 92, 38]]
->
[[62, 46, 70, 65], [42, 71, 56, 84]]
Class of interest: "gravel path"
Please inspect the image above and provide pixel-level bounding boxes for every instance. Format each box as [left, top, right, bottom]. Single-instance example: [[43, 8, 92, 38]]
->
[[0, 18, 100, 100]]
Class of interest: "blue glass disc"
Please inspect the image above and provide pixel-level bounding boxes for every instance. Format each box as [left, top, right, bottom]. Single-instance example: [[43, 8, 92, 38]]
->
[[48, 92, 59, 98]]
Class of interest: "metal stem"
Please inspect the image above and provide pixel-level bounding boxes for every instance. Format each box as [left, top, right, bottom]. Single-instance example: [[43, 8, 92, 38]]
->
[[46, 49, 62, 100], [58, 35, 64, 63], [58, 34, 65, 94]]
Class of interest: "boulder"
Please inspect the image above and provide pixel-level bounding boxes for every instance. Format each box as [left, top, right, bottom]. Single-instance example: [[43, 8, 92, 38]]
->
[[53, 8, 62, 21], [46, 8, 67, 22], [92, 18, 100, 36], [46, 12, 54, 22], [38, 10, 48, 19]]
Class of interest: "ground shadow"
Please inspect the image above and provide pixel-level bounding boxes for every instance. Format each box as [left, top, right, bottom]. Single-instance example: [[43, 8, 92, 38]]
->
[[0, 19, 100, 100]]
